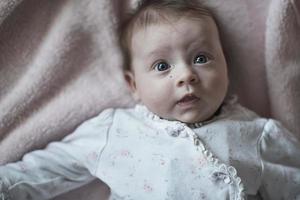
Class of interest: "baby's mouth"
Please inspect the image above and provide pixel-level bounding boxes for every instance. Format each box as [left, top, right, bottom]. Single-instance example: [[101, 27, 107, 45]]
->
[[177, 94, 199, 105]]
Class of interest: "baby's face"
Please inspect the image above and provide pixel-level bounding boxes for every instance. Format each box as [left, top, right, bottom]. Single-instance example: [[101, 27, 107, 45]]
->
[[126, 16, 228, 123]]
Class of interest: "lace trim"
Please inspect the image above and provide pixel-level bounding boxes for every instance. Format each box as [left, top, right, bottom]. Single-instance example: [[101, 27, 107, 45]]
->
[[162, 123, 246, 199], [193, 134, 245, 200]]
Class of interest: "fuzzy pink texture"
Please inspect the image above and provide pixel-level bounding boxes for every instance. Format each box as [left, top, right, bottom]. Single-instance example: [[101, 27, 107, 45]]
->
[[0, 0, 299, 199]]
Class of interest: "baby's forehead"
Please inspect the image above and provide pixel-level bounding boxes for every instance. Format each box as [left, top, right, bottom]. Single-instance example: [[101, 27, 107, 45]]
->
[[132, 7, 214, 31], [130, 17, 218, 57], [131, 14, 217, 42]]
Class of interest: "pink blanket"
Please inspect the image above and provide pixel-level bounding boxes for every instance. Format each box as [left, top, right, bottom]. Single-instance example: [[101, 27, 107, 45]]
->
[[0, 0, 299, 199]]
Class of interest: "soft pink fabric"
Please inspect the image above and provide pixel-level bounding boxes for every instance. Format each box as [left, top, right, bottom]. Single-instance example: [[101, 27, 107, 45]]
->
[[265, 0, 300, 137], [0, 0, 299, 199]]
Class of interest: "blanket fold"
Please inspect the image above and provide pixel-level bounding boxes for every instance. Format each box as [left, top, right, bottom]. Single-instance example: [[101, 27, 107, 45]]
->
[[265, 0, 300, 136]]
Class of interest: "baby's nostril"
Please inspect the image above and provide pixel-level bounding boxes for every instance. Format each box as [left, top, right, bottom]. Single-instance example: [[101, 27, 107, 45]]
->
[[189, 77, 197, 83], [178, 80, 184, 85]]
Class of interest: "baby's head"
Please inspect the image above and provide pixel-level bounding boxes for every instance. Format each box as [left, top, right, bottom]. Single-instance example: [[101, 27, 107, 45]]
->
[[120, 0, 228, 123]]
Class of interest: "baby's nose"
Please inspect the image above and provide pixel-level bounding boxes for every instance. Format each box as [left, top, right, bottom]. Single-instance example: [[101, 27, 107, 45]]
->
[[176, 67, 199, 87]]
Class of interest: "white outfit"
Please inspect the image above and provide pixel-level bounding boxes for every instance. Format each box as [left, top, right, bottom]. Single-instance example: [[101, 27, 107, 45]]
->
[[0, 101, 300, 200]]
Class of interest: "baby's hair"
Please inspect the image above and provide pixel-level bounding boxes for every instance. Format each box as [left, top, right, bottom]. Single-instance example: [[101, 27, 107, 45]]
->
[[119, 0, 214, 71]]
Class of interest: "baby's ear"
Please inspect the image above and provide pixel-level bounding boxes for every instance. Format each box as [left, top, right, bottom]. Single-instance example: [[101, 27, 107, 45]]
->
[[124, 70, 140, 101]]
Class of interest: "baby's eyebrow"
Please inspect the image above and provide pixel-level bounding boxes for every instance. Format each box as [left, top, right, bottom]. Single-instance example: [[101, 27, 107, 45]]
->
[[186, 39, 211, 52], [187, 38, 209, 47], [148, 46, 171, 58]]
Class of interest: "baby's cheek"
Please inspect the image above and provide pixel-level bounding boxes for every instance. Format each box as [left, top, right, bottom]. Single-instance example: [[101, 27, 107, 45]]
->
[[147, 95, 171, 115], [209, 73, 228, 92], [139, 79, 174, 113]]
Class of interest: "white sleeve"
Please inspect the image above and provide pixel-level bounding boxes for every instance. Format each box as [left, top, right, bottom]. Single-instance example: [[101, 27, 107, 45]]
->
[[0, 108, 114, 200], [258, 119, 300, 200]]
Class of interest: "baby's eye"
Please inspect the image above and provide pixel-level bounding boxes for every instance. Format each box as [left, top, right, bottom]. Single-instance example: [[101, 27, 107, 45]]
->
[[154, 61, 171, 71], [194, 54, 208, 64]]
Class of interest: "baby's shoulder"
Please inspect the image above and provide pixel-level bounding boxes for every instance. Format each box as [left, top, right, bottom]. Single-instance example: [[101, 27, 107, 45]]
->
[[218, 103, 272, 141], [221, 103, 296, 142], [89, 106, 142, 125], [222, 102, 265, 123], [92, 106, 137, 120]]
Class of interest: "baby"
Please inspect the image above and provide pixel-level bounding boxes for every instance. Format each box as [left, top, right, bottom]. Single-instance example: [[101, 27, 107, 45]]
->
[[1, 0, 300, 199]]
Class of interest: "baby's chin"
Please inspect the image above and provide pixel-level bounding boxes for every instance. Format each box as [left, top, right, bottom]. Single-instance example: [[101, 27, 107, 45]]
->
[[161, 111, 212, 124], [174, 115, 208, 124], [173, 108, 220, 124]]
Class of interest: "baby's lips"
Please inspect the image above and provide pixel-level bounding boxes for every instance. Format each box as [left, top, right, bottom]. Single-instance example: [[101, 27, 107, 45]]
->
[[177, 94, 199, 103]]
